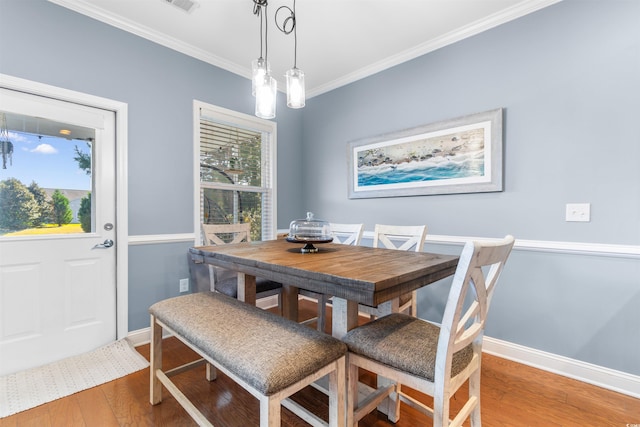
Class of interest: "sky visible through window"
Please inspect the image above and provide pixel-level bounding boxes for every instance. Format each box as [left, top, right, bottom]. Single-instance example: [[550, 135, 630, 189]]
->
[[0, 131, 91, 191]]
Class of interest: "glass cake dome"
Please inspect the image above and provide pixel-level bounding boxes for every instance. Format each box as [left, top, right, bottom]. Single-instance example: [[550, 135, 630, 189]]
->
[[286, 212, 333, 253]]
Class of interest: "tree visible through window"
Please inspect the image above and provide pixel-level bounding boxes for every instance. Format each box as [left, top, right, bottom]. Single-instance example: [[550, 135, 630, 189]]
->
[[198, 105, 275, 242]]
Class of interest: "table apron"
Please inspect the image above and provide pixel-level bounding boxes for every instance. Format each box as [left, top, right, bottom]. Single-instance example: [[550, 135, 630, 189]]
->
[[191, 253, 457, 307]]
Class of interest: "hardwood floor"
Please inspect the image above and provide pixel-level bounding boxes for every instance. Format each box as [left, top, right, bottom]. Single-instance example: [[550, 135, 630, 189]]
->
[[2, 300, 639, 426]]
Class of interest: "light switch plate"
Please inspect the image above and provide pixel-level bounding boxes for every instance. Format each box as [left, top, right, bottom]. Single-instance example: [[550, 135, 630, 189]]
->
[[566, 203, 590, 222]]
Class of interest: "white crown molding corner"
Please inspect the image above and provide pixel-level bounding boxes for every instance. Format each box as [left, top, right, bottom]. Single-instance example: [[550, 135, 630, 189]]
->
[[307, 0, 563, 98], [47, 0, 249, 80]]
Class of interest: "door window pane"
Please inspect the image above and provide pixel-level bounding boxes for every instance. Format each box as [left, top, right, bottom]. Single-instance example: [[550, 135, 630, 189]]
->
[[0, 111, 94, 237]]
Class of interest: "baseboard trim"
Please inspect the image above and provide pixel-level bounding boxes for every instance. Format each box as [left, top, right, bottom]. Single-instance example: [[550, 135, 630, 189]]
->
[[127, 324, 640, 399], [127, 327, 153, 347], [483, 336, 640, 399]]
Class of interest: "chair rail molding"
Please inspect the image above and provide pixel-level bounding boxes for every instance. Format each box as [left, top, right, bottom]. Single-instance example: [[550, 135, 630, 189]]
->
[[140, 230, 639, 259], [422, 234, 640, 259], [128, 233, 196, 245]]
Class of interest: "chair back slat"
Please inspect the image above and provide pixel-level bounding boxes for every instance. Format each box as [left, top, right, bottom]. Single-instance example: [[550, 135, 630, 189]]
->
[[436, 236, 515, 381], [330, 223, 364, 246], [201, 223, 251, 246], [373, 224, 427, 252]]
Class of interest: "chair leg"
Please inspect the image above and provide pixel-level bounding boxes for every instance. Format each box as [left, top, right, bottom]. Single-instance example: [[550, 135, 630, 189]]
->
[[276, 292, 283, 316], [261, 396, 281, 427], [149, 315, 163, 405], [389, 383, 401, 423], [347, 361, 359, 427], [328, 357, 346, 427], [469, 367, 482, 426], [205, 363, 217, 381], [432, 385, 451, 427]]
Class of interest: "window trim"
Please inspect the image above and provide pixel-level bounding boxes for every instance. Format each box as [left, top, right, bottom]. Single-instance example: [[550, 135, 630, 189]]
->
[[193, 100, 277, 244]]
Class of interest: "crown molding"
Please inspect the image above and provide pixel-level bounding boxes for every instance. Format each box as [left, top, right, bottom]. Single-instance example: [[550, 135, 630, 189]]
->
[[307, 0, 563, 98], [48, 0, 562, 99], [47, 0, 250, 80]]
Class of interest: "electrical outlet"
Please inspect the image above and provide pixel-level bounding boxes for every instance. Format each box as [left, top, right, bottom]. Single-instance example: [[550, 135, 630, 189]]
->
[[565, 203, 590, 222], [179, 278, 189, 292]]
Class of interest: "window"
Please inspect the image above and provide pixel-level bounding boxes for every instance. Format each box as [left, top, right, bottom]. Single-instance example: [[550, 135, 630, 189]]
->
[[195, 102, 276, 243]]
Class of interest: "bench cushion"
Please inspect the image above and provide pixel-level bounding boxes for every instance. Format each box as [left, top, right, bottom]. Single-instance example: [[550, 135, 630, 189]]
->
[[149, 292, 346, 395]]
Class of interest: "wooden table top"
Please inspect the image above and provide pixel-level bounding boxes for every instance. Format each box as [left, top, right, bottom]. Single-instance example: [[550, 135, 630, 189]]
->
[[189, 239, 459, 307]]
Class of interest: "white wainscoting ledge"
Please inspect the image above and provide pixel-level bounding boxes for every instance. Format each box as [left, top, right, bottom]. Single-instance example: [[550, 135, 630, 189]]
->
[[135, 231, 640, 259], [128, 233, 196, 245]]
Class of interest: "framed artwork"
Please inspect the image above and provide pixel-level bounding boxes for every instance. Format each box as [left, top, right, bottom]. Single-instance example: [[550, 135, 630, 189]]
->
[[347, 108, 503, 199]]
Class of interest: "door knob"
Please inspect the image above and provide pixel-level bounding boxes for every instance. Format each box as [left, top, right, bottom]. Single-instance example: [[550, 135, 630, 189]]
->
[[93, 239, 114, 249]]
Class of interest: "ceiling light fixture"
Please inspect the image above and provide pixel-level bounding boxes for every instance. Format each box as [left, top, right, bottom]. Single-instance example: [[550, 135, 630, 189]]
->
[[252, 0, 305, 119], [277, 0, 305, 109], [252, 0, 276, 119]]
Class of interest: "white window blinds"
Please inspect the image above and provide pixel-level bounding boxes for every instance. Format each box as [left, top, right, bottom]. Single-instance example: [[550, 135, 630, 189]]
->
[[198, 105, 275, 241]]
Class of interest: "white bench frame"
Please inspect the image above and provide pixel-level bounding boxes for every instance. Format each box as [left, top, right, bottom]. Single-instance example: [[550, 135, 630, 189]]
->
[[150, 314, 346, 427]]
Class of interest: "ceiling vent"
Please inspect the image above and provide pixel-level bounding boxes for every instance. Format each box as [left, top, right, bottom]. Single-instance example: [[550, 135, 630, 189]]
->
[[163, 0, 198, 13]]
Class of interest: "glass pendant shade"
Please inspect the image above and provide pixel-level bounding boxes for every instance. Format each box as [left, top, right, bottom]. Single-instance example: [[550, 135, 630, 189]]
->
[[251, 58, 270, 96], [255, 75, 277, 119], [286, 67, 305, 108]]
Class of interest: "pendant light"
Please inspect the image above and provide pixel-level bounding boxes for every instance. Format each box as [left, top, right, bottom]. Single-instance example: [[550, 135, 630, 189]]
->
[[251, 0, 305, 118], [253, 0, 276, 119], [255, 73, 277, 119], [277, 0, 305, 108], [251, 0, 270, 97]]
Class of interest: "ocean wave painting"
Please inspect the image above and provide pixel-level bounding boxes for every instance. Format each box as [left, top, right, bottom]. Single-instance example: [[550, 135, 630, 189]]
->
[[358, 150, 485, 187], [355, 126, 487, 188], [348, 108, 503, 199]]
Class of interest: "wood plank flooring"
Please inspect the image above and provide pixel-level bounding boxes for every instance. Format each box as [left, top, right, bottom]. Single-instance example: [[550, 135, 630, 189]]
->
[[1, 299, 638, 426]]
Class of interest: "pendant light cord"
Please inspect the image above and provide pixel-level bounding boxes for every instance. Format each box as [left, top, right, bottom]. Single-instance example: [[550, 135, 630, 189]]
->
[[253, 0, 268, 61], [275, 1, 297, 68]]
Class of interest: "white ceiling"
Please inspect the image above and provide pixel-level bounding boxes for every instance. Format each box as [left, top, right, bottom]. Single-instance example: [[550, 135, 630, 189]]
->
[[48, 0, 560, 98]]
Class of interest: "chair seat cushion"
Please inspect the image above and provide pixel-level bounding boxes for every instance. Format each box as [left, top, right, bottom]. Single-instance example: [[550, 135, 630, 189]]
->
[[215, 277, 282, 298], [342, 313, 473, 381]]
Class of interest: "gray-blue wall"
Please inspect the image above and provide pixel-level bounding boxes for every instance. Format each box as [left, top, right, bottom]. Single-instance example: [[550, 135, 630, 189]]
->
[[1, 0, 638, 377], [0, 0, 304, 332], [301, 0, 640, 376]]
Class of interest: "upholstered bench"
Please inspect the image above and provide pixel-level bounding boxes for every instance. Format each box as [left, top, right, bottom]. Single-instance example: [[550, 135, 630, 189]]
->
[[149, 292, 347, 426]]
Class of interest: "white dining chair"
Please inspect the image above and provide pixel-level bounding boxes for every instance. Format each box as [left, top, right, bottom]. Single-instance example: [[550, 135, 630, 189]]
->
[[343, 235, 515, 427], [299, 222, 364, 331], [200, 223, 283, 313], [360, 224, 428, 318]]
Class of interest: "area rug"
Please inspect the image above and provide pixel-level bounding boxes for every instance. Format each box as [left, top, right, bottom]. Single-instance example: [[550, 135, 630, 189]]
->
[[0, 338, 149, 418]]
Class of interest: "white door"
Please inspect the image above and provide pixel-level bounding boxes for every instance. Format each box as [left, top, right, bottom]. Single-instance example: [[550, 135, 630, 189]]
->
[[0, 88, 117, 376]]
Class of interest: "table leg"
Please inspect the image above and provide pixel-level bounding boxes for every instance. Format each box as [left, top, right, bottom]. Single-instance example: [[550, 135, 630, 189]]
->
[[281, 285, 299, 322], [237, 273, 256, 306], [331, 297, 358, 339]]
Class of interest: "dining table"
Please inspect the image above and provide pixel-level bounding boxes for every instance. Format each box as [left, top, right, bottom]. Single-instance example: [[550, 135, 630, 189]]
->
[[188, 238, 459, 338]]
